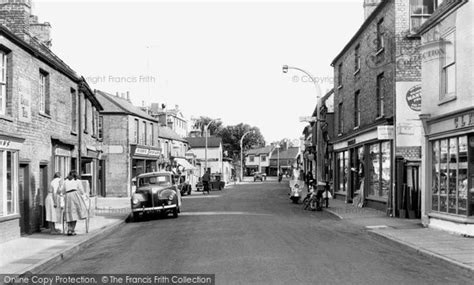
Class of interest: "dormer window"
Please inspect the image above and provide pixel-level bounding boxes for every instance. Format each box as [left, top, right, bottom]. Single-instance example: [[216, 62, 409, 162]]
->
[[410, 0, 440, 33]]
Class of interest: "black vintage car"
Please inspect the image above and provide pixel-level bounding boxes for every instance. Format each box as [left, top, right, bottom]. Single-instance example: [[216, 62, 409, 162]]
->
[[131, 172, 181, 221]]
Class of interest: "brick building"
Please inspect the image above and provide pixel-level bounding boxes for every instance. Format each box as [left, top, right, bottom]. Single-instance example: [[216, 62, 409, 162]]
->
[[0, 0, 103, 243], [418, 0, 474, 235], [329, 0, 440, 215], [96, 90, 162, 197]]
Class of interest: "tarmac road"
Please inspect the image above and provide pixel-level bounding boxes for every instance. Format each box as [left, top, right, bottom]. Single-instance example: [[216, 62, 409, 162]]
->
[[49, 181, 471, 284]]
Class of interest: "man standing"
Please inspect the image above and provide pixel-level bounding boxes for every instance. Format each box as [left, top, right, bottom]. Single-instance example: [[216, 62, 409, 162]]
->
[[202, 170, 211, 195]]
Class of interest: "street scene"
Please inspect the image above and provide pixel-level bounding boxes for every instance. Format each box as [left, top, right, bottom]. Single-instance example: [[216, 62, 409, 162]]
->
[[0, 0, 474, 284]]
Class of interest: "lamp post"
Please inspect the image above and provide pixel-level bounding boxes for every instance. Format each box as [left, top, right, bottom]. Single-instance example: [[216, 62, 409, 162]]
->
[[204, 118, 220, 175], [240, 130, 254, 182], [282, 65, 323, 183], [276, 144, 281, 178]]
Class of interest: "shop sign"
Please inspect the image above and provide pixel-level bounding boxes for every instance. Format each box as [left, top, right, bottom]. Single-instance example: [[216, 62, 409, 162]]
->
[[406, 84, 421, 111], [149, 150, 161, 157], [454, 112, 474, 129], [0, 140, 11, 148], [135, 148, 149, 156], [377, 126, 394, 140], [55, 148, 71, 157]]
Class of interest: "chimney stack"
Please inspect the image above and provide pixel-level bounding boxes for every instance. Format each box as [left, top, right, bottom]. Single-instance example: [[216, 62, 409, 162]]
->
[[363, 0, 382, 20]]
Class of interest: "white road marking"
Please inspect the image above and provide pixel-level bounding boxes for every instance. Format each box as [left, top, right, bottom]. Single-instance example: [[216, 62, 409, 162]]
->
[[180, 211, 271, 216], [365, 225, 389, 229], [182, 195, 221, 199]]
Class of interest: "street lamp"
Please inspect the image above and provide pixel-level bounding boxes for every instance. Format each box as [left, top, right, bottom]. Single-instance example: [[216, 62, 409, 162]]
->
[[282, 65, 323, 184], [276, 144, 281, 178], [204, 118, 220, 175], [240, 130, 254, 182]]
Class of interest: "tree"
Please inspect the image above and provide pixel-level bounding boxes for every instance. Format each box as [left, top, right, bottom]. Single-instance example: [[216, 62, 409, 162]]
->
[[191, 116, 224, 137], [217, 123, 265, 161]]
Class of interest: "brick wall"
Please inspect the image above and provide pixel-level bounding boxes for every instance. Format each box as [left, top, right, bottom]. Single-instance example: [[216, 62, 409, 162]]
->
[[0, 0, 31, 37], [333, 0, 396, 137], [0, 218, 20, 243]]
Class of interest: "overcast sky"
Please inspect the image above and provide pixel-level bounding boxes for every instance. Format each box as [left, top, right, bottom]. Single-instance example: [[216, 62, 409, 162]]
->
[[34, 0, 364, 144]]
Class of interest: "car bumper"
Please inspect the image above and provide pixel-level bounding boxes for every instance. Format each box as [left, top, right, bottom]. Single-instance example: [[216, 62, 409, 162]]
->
[[132, 204, 177, 213]]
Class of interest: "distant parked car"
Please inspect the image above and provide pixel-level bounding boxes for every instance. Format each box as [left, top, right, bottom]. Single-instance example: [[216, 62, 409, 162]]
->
[[254, 172, 266, 182], [210, 173, 225, 190], [131, 171, 181, 221]]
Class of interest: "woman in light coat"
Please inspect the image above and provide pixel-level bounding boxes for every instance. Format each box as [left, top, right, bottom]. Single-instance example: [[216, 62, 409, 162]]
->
[[45, 172, 62, 234], [62, 170, 87, 235]]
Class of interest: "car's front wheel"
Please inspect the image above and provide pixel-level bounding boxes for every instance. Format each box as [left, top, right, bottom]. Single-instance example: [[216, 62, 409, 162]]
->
[[173, 208, 179, 218]]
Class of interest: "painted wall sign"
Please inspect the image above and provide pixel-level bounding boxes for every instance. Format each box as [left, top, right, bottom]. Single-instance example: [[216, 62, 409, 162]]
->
[[454, 112, 474, 129], [135, 148, 149, 156], [406, 84, 422, 111], [149, 150, 161, 157], [377, 126, 394, 140], [55, 148, 71, 157]]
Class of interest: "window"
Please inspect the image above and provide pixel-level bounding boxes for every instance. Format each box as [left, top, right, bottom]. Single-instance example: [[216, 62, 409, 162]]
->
[[134, 119, 139, 144], [150, 123, 154, 146], [71, 89, 77, 132], [98, 116, 103, 140], [431, 135, 473, 216], [354, 45, 361, 72], [39, 70, 50, 115], [367, 141, 391, 199], [376, 73, 385, 117], [83, 97, 88, 133], [0, 51, 7, 116], [354, 91, 360, 128], [338, 102, 344, 134], [142, 121, 147, 145], [376, 18, 384, 52], [442, 31, 455, 98], [335, 151, 349, 193], [92, 108, 96, 137], [410, 0, 439, 32], [0, 150, 18, 217], [261, 155, 267, 162], [338, 63, 343, 87], [249, 155, 255, 163]]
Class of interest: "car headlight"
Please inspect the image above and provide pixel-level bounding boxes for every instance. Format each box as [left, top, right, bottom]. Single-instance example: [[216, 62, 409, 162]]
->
[[132, 198, 139, 204], [168, 193, 175, 201]]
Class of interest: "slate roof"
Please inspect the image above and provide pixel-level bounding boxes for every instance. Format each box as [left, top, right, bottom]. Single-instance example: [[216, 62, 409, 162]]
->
[[270, 147, 300, 160], [246, 146, 274, 156], [96, 90, 157, 122], [186, 137, 222, 148]]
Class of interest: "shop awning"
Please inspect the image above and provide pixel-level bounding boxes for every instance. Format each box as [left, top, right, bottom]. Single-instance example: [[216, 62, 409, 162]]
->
[[174, 158, 196, 170]]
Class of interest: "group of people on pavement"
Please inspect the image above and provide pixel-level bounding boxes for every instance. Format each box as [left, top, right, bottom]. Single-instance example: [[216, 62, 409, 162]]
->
[[45, 170, 89, 236]]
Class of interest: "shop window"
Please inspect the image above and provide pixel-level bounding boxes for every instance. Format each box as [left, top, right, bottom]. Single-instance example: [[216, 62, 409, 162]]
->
[[431, 135, 472, 216], [0, 50, 7, 116], [368, 142, 391, 199], [0, 150, 18, 217], [39, 69, 50, 115], [441, 31, 456, 99], [55, 155, 70, 181], [335, 151, 348, 193]]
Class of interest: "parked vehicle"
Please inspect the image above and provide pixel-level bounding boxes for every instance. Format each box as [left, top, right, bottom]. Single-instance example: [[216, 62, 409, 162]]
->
[[175, 174, 192, 196], [131, 172, 181, 221], [210, 173, 225, 190], [253, 172, 266, 182]]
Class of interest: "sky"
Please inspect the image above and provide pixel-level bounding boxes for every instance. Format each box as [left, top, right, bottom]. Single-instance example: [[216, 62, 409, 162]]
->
[[33, 0, 365, 144]]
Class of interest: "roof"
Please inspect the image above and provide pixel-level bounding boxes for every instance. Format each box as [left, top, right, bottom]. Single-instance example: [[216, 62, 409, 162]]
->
[[0, 25, 80, 82], [331, 0, 390, 66], [270, 147, 300, 160], [186, 137, 222, 148], [159, 126, 187, 142], [95, 90, 158, 122], [415, 0, 468, 35], [246, 146, 274, 156]]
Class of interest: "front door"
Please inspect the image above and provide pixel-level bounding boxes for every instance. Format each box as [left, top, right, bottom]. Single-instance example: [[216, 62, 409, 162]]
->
[[39, 165, 48, 229], [19, 164, 31, 235]]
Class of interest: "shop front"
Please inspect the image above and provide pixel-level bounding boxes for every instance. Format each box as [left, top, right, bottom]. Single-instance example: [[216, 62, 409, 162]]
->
[[0, 135, 23, 243], [333, 127, 393, 211], [422, 109, 474, 235], [131, 145, 161, 179]]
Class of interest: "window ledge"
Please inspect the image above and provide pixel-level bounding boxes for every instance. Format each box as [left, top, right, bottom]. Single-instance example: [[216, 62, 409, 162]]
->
[[375, 47, 385, 56], [337, 85, 343, 90], [70, 131, 78, 136], [428, 212, 474, 224], [375, 115, 385, 120], [0, 114, 14, 122], [438, 95, 457, 106], [353, 126, 360, 130], [39, 112, 51, 119], [353, 69, 360, 76], [0, 214, 20, 223]]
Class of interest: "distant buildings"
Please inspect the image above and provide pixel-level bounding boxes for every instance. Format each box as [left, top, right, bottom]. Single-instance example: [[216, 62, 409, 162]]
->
[[244, 146, 275, 176], [143, 103, 188, 138]]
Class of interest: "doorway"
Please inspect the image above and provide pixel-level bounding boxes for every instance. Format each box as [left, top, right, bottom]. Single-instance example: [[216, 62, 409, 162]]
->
[[39, 164, 48, 229], [19, 164, 31, 235]]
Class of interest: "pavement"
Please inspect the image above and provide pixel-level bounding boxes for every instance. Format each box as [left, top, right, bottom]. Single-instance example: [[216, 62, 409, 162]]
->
[[0, 183, 472, 279], [324, 198, 474, 275], [0, 197, 130, 275]]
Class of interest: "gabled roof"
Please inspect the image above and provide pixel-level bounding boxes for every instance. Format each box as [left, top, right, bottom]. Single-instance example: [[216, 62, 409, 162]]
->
[[270, 147, 300, 160], [159, 126, 187, 143], [95, 90, 157, 122], [186, 137, 222, 148], [246, 146, 274, 156]]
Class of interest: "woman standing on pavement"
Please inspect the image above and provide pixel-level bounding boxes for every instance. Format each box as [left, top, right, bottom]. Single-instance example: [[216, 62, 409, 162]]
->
[[62, 170, 87, 236], [45, 172, 62, 234]]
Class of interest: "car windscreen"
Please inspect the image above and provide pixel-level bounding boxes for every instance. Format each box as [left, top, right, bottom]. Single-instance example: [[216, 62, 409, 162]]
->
[[138, 175, 171, 187]]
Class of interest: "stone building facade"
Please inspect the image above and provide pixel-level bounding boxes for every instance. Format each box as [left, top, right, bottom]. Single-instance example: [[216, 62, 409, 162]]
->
[[329, 0, 438, 215], [0, 0, 103, 243]]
